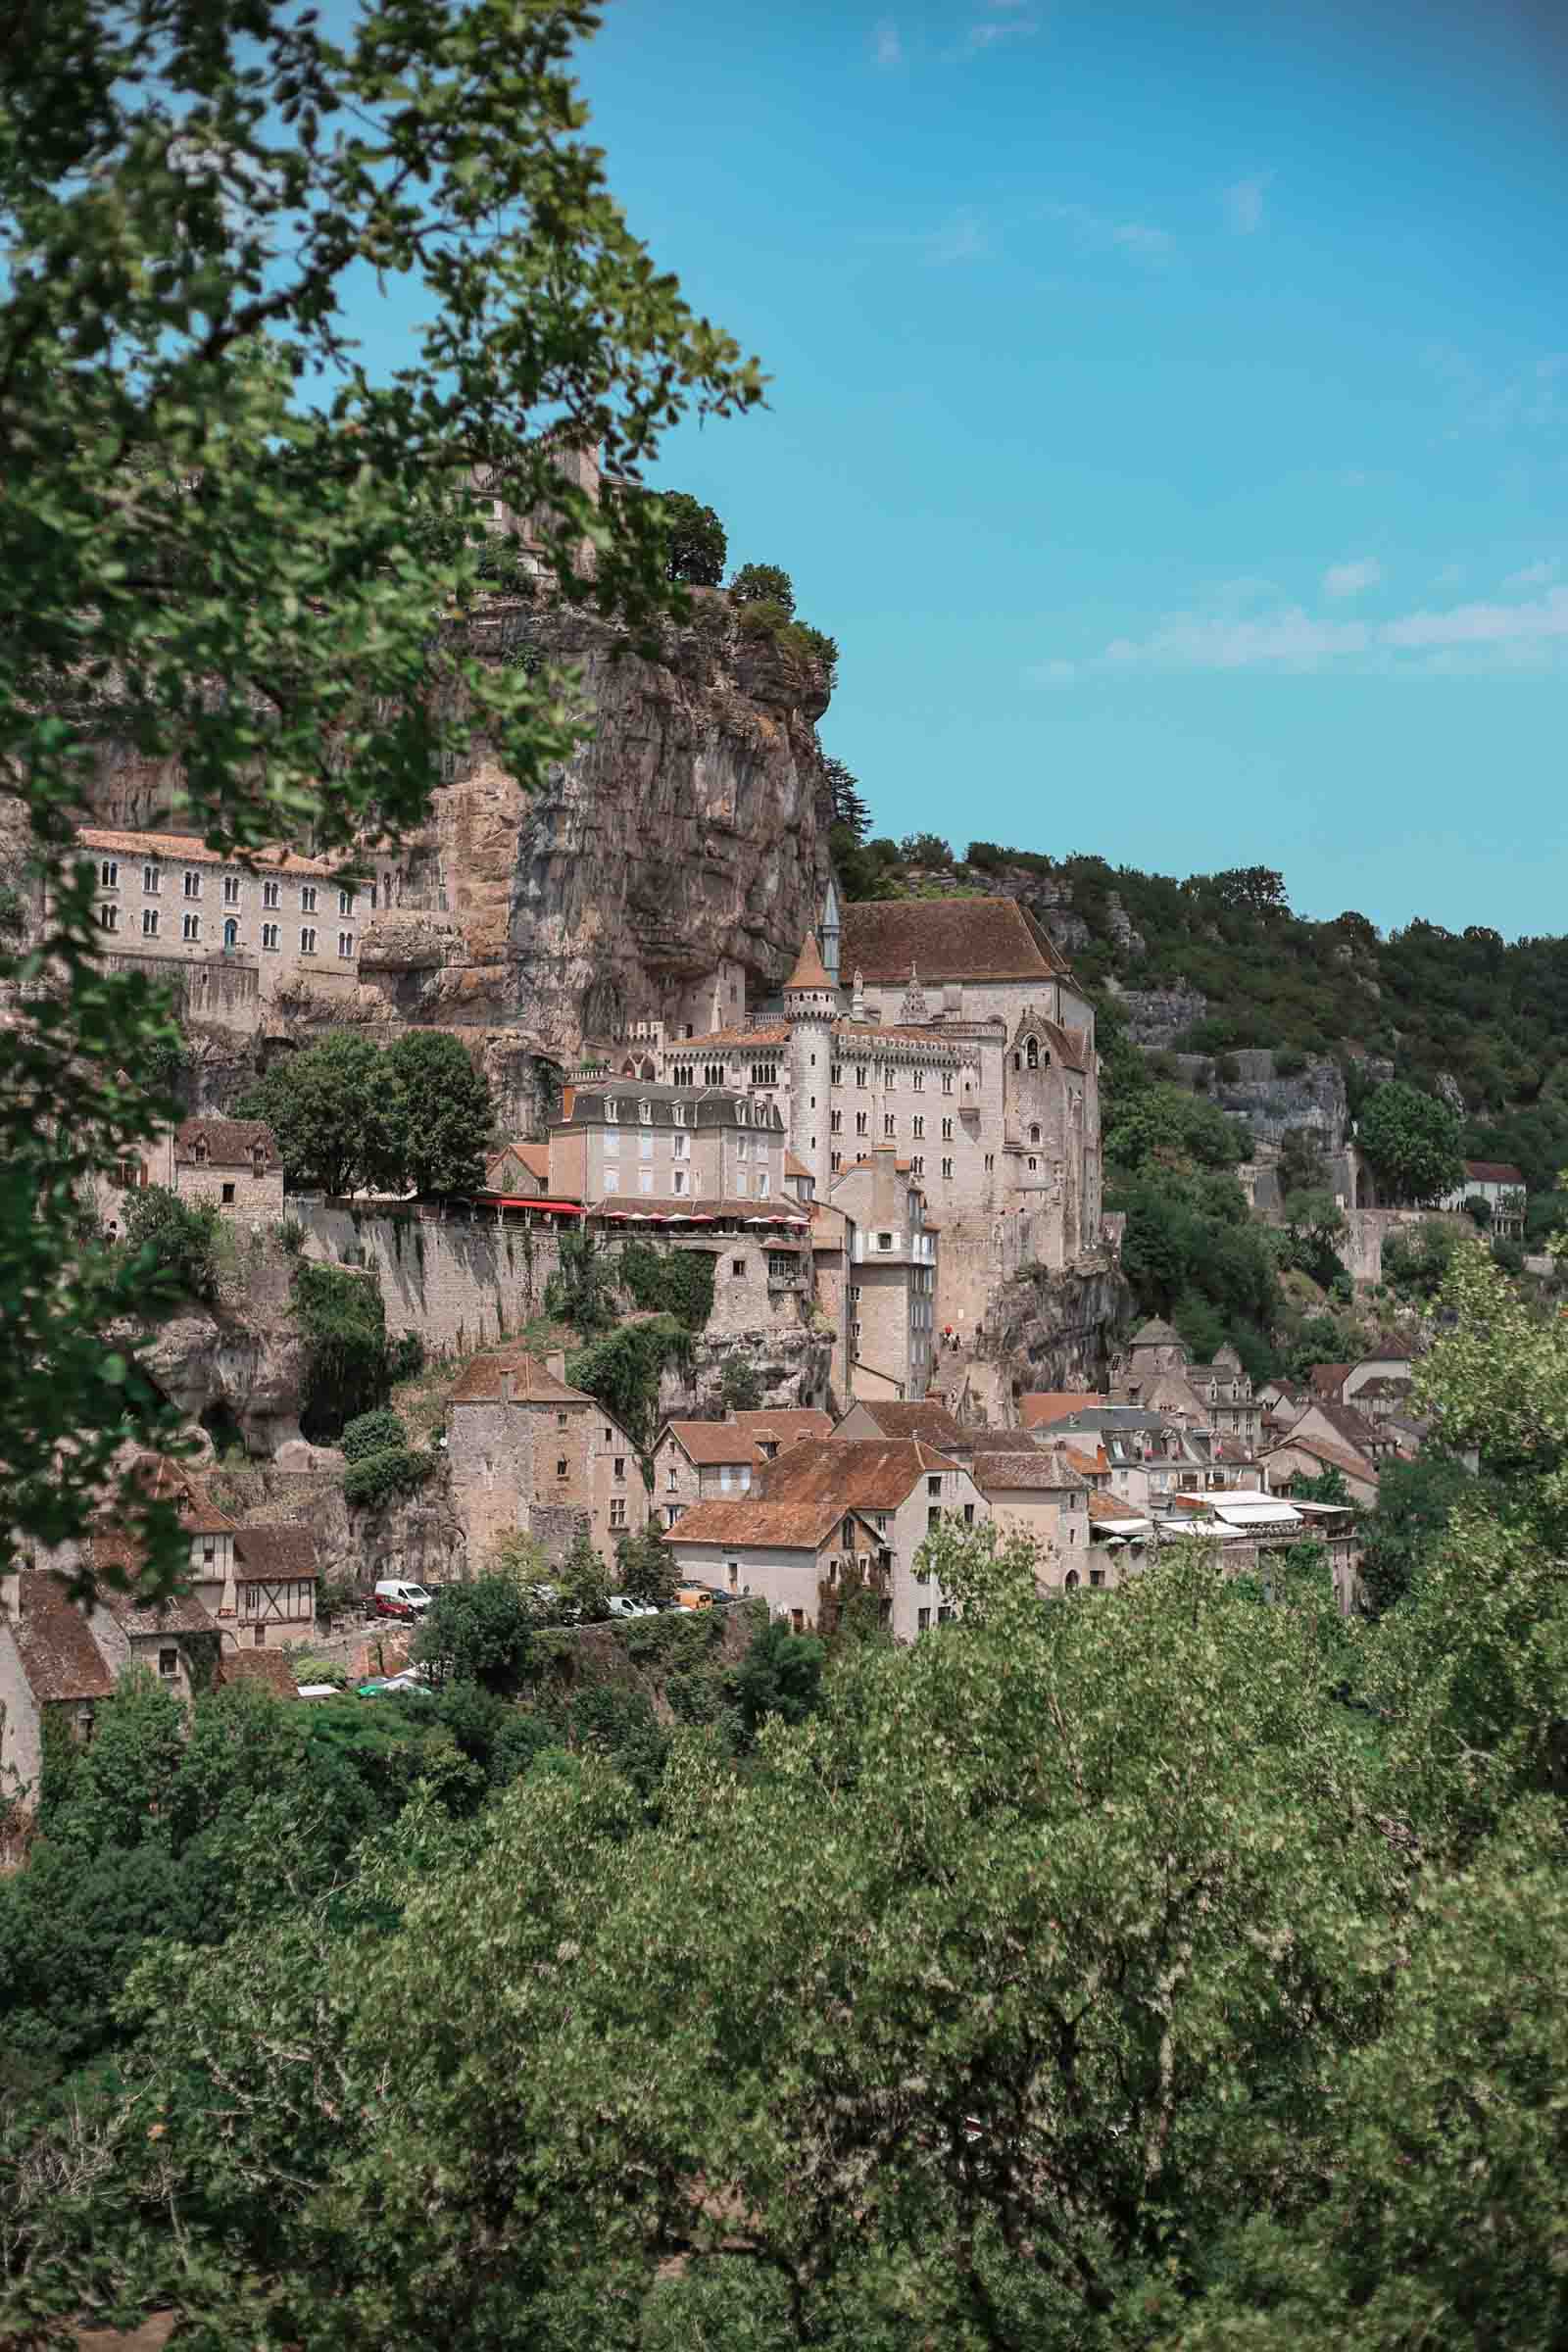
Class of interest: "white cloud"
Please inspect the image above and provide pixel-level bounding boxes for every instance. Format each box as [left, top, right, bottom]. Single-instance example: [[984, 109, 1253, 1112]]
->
[[1322, 557, 1382, 600], [961, 15, 1039, 53], [1504, 559, 1556, 590], [1224, 172, 1271, 234], [872, 16, 902, 67], [1034, 579, 1568, 680], [922, 209, 990, 265], [1044, 201, 1173, 266]]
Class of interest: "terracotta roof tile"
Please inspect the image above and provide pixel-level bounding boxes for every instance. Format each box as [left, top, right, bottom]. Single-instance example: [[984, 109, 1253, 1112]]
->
[[730, 1408, 836, 1444], [220, 1650, 300, 1697], [486, 1140, 551, 1189], [1088, 1492, 1151, 1528], [975, 1450, 1088, 1494], [174, 1117, 281, 1170], [1305, 1399, 1383, 1455], [840, 1400, 968, 1450], [8, 1573, 116, 1702], [665, 1497, 874, 1550], [77, 825, 343, 877], [661, 1421, 756, 1468], [841, 897, 1069, 984], [1308, 1363, 1352, 1397], [450, 1348, 596, 1406], [1461, 1160, 1525, 1186], [1019, 1392, 1105, 1428], [753, 1437, 962, 1511], [1263, 1435, 1379, 1486], [235, 1526, 318, 1580], [785, 932, 832, 991]]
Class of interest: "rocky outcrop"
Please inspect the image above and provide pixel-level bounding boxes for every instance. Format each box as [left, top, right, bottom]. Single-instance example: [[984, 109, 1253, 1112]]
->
[[1105, 982, 1209, 1049], [658, 1327, 836, 1422], [201, 1461, 467, 1591], [133, 1256, 310, 1457], [1182, 1052, 1350, 1151], [983, 1254, 1135, 1405]]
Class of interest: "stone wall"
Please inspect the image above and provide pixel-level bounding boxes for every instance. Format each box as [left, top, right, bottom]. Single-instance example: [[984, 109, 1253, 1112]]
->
[[296, 1201, 565, 1352], [199, 1460, 467, 1592], [1338, 1207, 1469, 1285]]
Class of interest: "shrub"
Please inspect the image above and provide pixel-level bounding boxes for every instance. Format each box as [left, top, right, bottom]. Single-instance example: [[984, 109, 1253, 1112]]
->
[[568, 1316, 693, 1448], [313, 1579, 361, 1634], [616, 1527, 676, 1608], [729, 562, 794, 611], [341, 1407, 408, 1462], [899, 832, 953, 868], [618, 1241, 714, 1331], [342, 1446, 433, 1508], [717, 1353, 764, 1413], [657, 490, 726, 586], [122, 1185, 222, 1303], [1273, 1045, 1308, 1077], [291, 1260, 391, 1440]]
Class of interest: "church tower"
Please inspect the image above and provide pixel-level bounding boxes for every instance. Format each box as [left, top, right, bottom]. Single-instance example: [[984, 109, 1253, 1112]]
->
[[783, 929, 839, 1203], [819, 876, 842, 992]]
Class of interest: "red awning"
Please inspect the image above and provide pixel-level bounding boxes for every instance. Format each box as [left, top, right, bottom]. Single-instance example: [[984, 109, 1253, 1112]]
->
[[473, 1194, 587, 1214]]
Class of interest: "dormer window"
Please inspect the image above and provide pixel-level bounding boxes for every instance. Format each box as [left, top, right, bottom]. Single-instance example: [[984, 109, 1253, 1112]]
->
[[671, 1100, 686, 1125], [193, 1137, 209, 1164]]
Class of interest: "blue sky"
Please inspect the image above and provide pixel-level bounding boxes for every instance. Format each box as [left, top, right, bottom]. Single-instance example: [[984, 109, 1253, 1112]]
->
[[552, 0, 1568, 937]]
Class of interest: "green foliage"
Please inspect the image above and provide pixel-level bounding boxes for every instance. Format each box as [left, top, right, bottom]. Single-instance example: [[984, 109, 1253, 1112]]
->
[[1381, 1217, 1463, 1302], [728, 561, 794, 611], [1356, 1450, 1471, 1617], [616, 1240, 714, 1330], [543, 1231, 618, 1336], [1111, 1165, 1282, 1371], [1, 0, 760, 1600], [235, 1034, 385, 1197], [732, 1617, 825, 1745], [1357, 1080, 1465, 1204], [616, 1525, 676, 1608], [899, 830, 953, 867], [340, 1407, 408, 1463], [341, 1446, 433, 1508], [1104, 1080, 1248, 1178], [415, 1579, 535, 1696], [657, 490, 727, 586], [558, 1531, 612, 1624], [716, 1353, 764, 1413], [290, 1261, 390, 1440], [1286, 1464, 1352, 1505], [821, 755, 870, 843], [568, 1316, 693, 1448], [487, 1529, 552, 1590], [380, 1031, 494, 1197], [121, 1185, 222, 1304]]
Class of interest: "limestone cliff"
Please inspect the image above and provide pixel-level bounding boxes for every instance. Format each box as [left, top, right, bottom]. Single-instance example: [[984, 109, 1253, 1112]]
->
[[983, 1254, 1136, 1411]]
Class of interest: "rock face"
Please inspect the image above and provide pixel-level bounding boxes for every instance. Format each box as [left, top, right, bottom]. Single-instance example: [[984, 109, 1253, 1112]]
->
[[202, 1461, 467, 1592], [136, 1294, 309, 1457], [1183, 1052, 1351, 1151], [1107, 983, 1209, 1050], [657, 1327, 836, 1423], [984, 1256, 1136, 1405]]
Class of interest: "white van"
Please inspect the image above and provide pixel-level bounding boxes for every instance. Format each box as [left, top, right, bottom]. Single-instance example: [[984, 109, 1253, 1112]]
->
[[373, 1580, 433, 1621]]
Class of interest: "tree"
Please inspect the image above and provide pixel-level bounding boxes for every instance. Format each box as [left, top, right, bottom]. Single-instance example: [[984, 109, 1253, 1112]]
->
[[379, 1032, 494, 1198], [543, 1231, 620, 1336], [657, 491, 727, 585], [235, 1036, 385, 1200], [733, 1616, 824, 1742], [415, 1579, 535, 1696], [616, 1526, 676, 1608], [1357, 1080, 1464, 1205], [1196, 865, 1291, 917], [1278, 1124, 1329, 1196], [340, 1408, 409, 1464], [821, 755, 870, 843], [728, 562, 794, 612], [558, 1530, 611, 1623], [487, 1529, 552, 1592], [1103, 1082, 1248, 1178], [1356, 1449, 1470, 1617], [716, 1353, 763, 1413], [1281, 1187, 1348, 1286], [120, 1187, 222, 1304], [1, 0, 760, 1598]]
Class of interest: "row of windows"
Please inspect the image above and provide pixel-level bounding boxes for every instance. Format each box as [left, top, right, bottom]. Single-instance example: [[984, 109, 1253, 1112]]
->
[[98, 906, 353, 956], [602, 1166, 771, 1199], [98, 858, 361, 916], [907, 1157, 956, 1180]]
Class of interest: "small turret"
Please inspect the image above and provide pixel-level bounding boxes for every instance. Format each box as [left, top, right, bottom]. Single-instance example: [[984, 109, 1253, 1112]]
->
[[819, 877, 842, 990]]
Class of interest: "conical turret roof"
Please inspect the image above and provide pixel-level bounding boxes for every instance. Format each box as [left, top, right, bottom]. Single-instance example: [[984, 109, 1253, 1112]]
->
[[785, 931, 832, 992], [1130, 1316, 1182, 1348]]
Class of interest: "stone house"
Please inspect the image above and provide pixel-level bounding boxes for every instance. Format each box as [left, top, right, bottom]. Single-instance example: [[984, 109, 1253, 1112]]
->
[[747, 1437, 988, 1642], [1439, 1160, 1527, 1239], [485, 1139, 552, 1196], [0, 1569, 117, 1809], [969, 1444, 1092, 1587], [1260, 1433, 1381, 1509], [1183, 1344, 1262, 1450], [548, 1080, 786, 1209], [446, 1346, 650, 1570], [1288, 1397, 1400, 1472], [1109, 1318, 1211, 1424], [832, 1398, 971, 1456], [651, 1408, 834, 1531], [663, 1498, 891, 1635], [822, 1146, 940, 1402], [76, 826, 368, 1031], [99, 1116, 285, 1233], [100, 1459, 318, 1652]]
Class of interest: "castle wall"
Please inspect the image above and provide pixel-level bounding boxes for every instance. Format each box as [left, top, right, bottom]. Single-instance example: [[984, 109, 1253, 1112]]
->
[[297, 1203, 565, 1352]]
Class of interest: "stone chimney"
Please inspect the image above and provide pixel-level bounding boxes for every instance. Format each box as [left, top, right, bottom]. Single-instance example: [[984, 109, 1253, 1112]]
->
[[546, 1350, 567, 1383], [870, 1141, 900, 1227]]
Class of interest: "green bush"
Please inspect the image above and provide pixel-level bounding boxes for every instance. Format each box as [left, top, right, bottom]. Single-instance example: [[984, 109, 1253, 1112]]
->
[[717, 1353, 764, 1412], [291, 1260, 391, 1440], [567, 1316, 693, 1447], [1273, 1045, 1308, 1077], [342, 1446, 433, 1508], [729, 561, 794, 611], [122, 1185, 222, 1303], [617, 1241, 714, 1331], [341, 1407, 408, 1462], [656, 490, 726, 586]]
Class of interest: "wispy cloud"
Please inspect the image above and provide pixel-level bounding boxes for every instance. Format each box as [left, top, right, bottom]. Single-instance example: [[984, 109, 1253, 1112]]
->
[[1224, 172, 1271, 234], [1044, 201, 1174, 266], [922, 209, 991, 265], [1504, 558, 1556, 591], [1423, 342, 1568, 444], [1033, 580, 1568, 682], [1323, 557, 1382, 601], [872, 16, 902, 68], [959, 13, 1040, 56]]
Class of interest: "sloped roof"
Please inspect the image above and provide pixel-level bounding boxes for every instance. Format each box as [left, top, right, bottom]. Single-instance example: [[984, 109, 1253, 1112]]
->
[[1306, 1399, 1385, 1455], [1462, 1160, 1525, 1186], [77, 825, 344, 877], [8, 1573, 116, 1702], [1058, 1445, 1107, 1477], [1263, 1435, 1380, 1487], [450, 1348, 594, 1406], [840, 1400, 969, 1450], [840, 897, 1068, 984], [785, 932, 832, 992], [975, 1450, 1088, 1494], [731, 1408, 836, 1445], [1308, 1363, 1352, 1397], [235, 1525, 318, 1579], [125, 1454, 237, 1537], [88, 1552, 220, 1640], [174, 1117, 281, 1170], [220, 1650, 299, 1697], [785, 1152, 811, 1180], [1130, 1317, 1182, 1347], [1355, 1375, 1413, 1400], [665, 1497, 869, 1551], [1019, 1391, 1105, 1428], [754, 1437, 962, 1511], [661, 1419, 756, 1466], [1365, 1336, 1415, 1362], [1023, 1014, 1090, 1075], [487, 1140, 551, 1188], [1088, 1492, 1152, 1529]]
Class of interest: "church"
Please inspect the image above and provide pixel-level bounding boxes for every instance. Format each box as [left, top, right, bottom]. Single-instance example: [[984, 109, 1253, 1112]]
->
[[645, 881, 1103, 1367]]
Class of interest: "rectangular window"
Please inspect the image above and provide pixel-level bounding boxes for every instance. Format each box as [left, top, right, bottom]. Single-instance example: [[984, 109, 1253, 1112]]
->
[[603, 1169, 619, 1193], [878, 1231, 893, 1250], [559, 1412, 568, 1428], [300, 884, 318, 912], [613, 1458, 626, 1481], [639, 1133, 654, 1159], [142, 907, 159, 938], [831, 1151, 842, 1172], [666, 1466, 678, 1492], [262, 922, 279, 951], [883, 1113, 896, 1139], [142, 863, 160, 894], [605, 1100, 618, 1122], [556, 1458, 568, 1480], [830, 1109, 842, 1134], [610, 1498, 626, 1529], [640, 1100, 653, 1124], [856, 1065, 867, 1089], [917, 1606, 931, 1632], [942, 1118, 954, 1141], [98, 858, 119, 889], [339, 887, 354, 916], [830, 1062, 842, 1085], [603, 1130, 618, 1157], [638, 1169, 655, 1194], [735, 1134, 749, 1159], [300, 926, 317, 955], [221, 1181, 235, 1204], [758, 1170, 770, 1197], [223, 875, 240, 906], [942, 1157, 954, 1180], [183, 869, 201, 898], [1090, 1568, 1105, 1589], [942, 1072, 954, 1095], [182, 911, 200, 942], [97, 903, 119, 932], [263, 879, 279, 909], [338, 931, 354, 957], [671, 1168, 687, 1195], [671, 1101, 686, 1125], [912, 1115, 924, 1139], [159, 1646, 178, 1679], [984, 1153, 995, 1173], [734, 1171, 748, 1196], [856, 1111, 868, 1137], [910, 1155, 924, 1176], [912, 1069, 923, 1093]]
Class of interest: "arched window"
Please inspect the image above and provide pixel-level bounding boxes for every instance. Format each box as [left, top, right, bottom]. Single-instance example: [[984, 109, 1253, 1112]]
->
[[222, 916, 239, 948], [1025, 1036, 1039, 1070], [1029, 1123, 1041, 1144], [1064, 1568, 1080, 1591]]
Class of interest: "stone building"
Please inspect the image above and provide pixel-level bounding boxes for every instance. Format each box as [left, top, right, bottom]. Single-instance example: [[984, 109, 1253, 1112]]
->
[[99, 1116, 285, 1232], [0, 1568, 117, 1808], [446, 1347, 650, 1571], [1182, 1343, 1263, 1451], [816, 1145, 940, 1402], [76, 826, 369, 1030], [662, 1497, 891, 1633], [651, 1408, 833, 1531], [968, 1442, 1093, 1587], [547, 1080, 785, 1208], [656, 890, 1102, 1335], [1438, 1160, 1527, 1238], [96, 1458, 318, 1652]]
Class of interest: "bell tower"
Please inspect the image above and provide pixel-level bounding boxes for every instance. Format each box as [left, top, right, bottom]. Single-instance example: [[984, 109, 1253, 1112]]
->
[[783, 930, 838, 1203]]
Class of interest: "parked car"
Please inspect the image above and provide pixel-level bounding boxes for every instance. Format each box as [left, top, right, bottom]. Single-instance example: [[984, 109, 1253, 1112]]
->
[[607, 1593, 660, 1620], [689, 1582, 740, 1605], [672, 1586, 714, 1612], [373, 1580, 433, 1620]]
